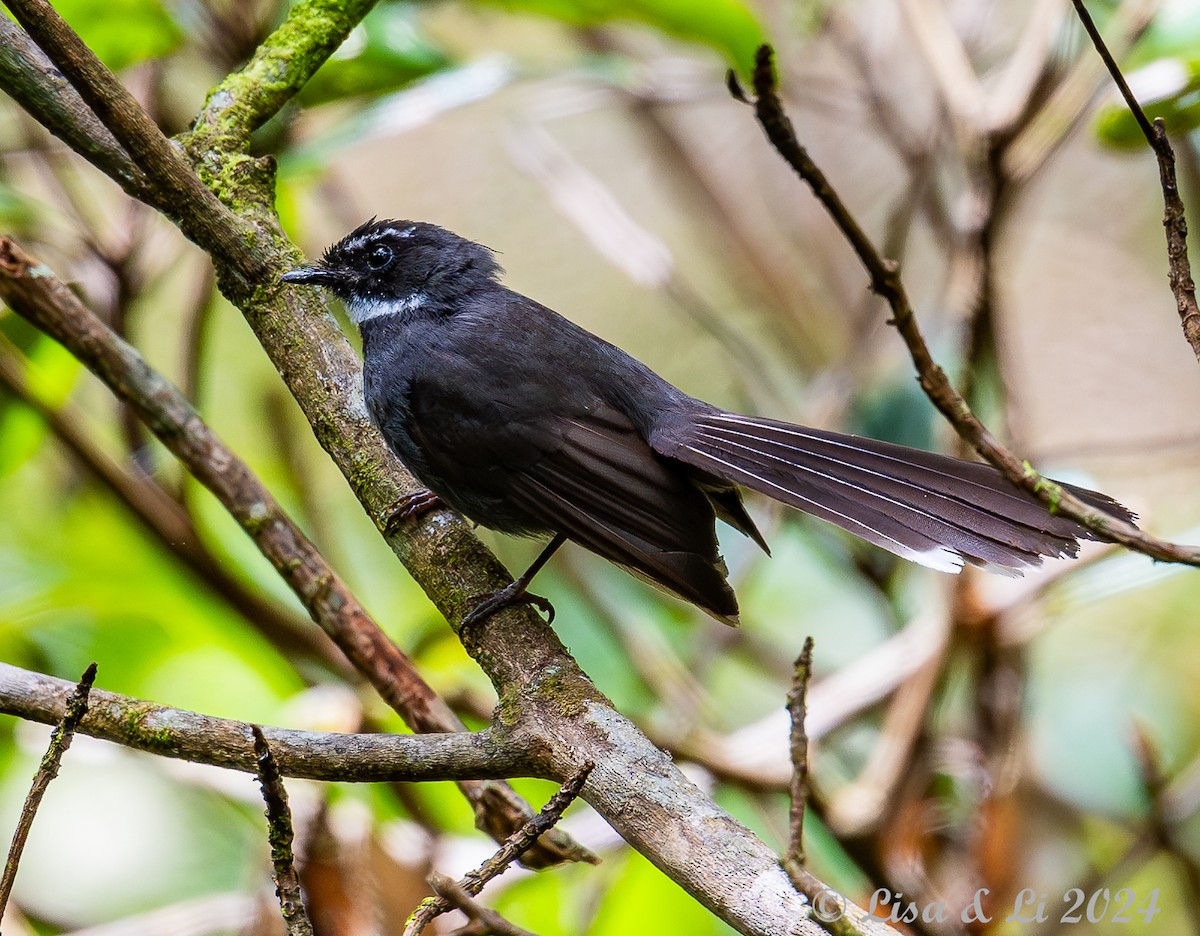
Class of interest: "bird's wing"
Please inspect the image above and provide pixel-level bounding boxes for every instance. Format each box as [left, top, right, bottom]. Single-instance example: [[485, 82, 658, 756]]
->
[[410, 398, 741, 623]]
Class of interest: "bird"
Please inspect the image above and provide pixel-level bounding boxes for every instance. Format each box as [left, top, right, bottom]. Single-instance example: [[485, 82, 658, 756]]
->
[[280, 219, 1133, 626]]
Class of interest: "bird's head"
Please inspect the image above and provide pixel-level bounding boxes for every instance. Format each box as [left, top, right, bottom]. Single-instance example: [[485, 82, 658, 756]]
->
[[279, 219, 500, 324]]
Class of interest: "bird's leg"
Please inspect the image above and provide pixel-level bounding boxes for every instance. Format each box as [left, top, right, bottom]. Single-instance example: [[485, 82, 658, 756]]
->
[[463, 533, 567, 628], [380, 488, 445, 537]]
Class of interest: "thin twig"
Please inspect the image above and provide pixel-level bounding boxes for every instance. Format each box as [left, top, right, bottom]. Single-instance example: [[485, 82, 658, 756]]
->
[[0, 237, 593, 867], [252, 726, 315, 936], [428, 872, 540, 936], [0, 663, 97, 917], [786, 637, 814, 871], [1070, 0, 1200, 362], [786, 862, 901, 936], [405, 763, 594, 936], [732, 44, 1200, 567]]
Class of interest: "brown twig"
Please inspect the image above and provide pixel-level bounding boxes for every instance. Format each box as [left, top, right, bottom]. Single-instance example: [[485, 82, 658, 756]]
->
[[252, 726, 315, 936], [405, 763, 594, 936], [0, 662, 97, 918], [732, 44, 1200, 567], [785, 637, 814, 872], [786, 862, 900, 936], [0, 236, 592, 867], [1070, 0, 1200, 362]]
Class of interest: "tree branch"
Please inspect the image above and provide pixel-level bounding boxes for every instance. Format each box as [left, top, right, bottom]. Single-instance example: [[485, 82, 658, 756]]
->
[[188, 0, 379, 149], [407, 764, 592, 936], [252, 727, 316, 936], [786, 637, 814, 872], [735, 44, 1200, 567], [0, 661, 521, 783]]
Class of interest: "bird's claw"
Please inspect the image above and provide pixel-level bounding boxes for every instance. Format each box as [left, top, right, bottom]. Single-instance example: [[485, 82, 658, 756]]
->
[[463, 584, 556, 628], [381, 489, 444, 536]]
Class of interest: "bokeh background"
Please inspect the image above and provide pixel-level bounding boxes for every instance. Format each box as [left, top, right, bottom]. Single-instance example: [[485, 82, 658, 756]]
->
[[2, 0, 1200, 933]]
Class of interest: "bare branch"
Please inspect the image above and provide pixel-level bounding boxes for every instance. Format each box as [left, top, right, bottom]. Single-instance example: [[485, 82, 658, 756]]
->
[[0, 663, 96, 918], [0, 18, 151, 199], [786, 638, 814, 870], [3, 0, 263, 283], [428, 872, 540, 936], [785, 863, 900, 936], [188, 0, 378, 148], [0, 661, 522, 783]]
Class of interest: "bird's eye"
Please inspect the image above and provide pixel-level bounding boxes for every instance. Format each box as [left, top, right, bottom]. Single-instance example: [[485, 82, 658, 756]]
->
[[366, 245, 393, 271]]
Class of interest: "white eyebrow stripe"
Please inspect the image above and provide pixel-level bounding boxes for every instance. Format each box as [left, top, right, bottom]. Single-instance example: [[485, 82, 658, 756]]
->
[[341, 224, 417, 254], [342, 234, 373, 252]]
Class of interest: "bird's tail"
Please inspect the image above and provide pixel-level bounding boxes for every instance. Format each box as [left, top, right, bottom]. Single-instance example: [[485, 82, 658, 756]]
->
[[656, 411, 1134, 574]]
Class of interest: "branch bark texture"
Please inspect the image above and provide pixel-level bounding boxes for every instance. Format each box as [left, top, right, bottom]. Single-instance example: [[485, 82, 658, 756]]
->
[[0, 662, 519, 783]]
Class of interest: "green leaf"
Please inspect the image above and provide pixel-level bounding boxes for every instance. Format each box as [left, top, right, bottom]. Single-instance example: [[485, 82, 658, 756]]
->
[[300, 3, 450, 105], [1095, 60, 1200, 148], [478, 0, 767, 72], [51, 0, 182, 72], [0, 317, 83, 477], [0, 182, 39, 230], [1094, 3, 1200, 147]]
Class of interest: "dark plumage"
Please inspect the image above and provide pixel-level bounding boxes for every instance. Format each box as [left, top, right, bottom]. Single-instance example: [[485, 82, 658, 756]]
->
[[281, 219, 1134, 625]]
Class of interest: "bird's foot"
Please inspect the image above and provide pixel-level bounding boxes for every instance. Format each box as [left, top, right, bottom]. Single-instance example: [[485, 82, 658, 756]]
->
[[380, 489, 444, 536], [463, 583, 556, 628]]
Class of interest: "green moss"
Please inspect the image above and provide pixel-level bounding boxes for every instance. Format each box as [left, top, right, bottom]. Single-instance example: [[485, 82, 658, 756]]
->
[[123, 703, 176, 751], [530, 667, 598, 719]]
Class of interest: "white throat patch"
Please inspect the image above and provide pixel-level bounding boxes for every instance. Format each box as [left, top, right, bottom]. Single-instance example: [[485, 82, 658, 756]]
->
[[345, 292, 428, 325]]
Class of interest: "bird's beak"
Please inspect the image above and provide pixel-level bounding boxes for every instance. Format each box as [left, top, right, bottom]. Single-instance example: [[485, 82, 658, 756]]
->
[[278, 264, 342, 287]]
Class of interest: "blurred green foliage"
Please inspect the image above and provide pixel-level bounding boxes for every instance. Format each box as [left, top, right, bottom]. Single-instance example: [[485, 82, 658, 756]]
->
[[52, 0, 182, 71], [476, 0, 766, 72]]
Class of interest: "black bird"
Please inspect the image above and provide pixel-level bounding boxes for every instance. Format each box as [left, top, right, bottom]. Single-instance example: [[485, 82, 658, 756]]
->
[[281, 219, 1132, 625]]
